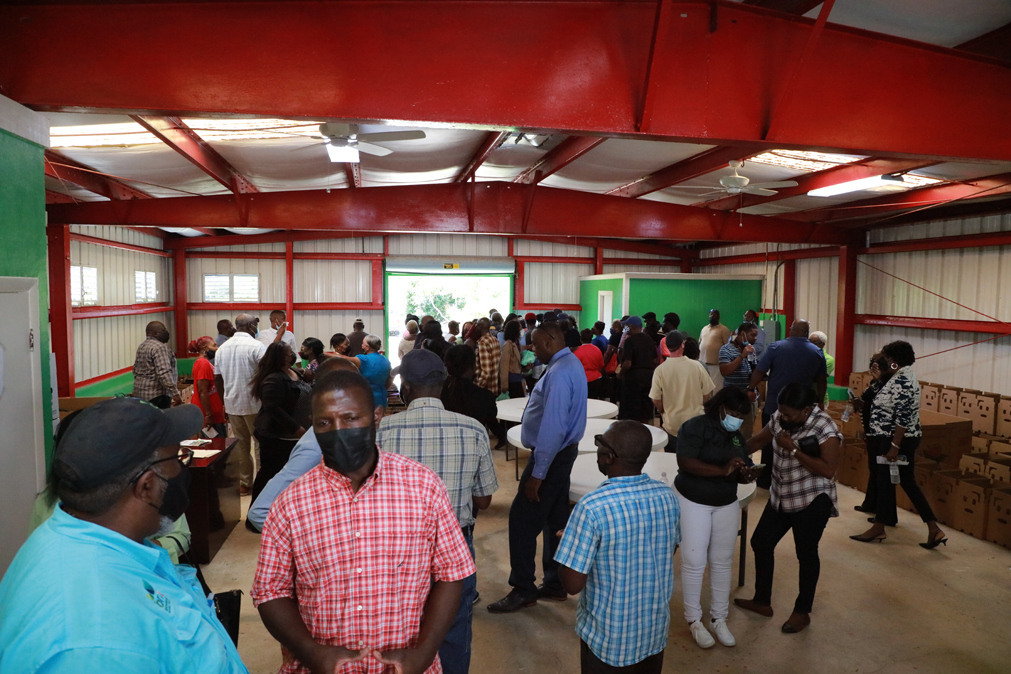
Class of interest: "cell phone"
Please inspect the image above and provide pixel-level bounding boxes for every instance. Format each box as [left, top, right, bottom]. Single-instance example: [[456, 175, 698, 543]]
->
[[847, 388, 857, 401], [750, 463, 766, 471]]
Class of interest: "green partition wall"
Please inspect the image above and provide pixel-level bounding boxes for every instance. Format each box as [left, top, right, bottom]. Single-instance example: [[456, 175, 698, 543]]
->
[[578, 276, 623, 326], [628, 277, 763, 337]]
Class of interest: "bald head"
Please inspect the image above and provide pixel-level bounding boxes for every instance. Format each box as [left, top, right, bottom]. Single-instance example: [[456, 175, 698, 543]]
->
[[315, 356, 358, 379], [598, 420, 652, 472], [146, 321, 169, 343], [235, 313, 257, 335], [790, 320, 810, 338]]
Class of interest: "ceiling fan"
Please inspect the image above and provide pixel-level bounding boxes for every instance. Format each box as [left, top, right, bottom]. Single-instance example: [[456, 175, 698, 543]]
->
[[681, 161, 799, 198], [312, 123, 427, 162]]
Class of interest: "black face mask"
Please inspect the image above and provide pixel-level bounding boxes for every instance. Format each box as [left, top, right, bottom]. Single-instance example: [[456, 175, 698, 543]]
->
[[151, 467, 191, 521], [205, 350, 215, 362], [317, 425, 376, 475], [779, 415, 806, 432]]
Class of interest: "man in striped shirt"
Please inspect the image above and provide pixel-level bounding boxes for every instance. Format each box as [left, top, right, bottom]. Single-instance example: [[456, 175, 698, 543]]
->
[[555, 421, 680, 674], [473, 318, 501, 395], [376, 349, 498, 674], [718, 322, 759, 440], [132, 321, 181, 409]]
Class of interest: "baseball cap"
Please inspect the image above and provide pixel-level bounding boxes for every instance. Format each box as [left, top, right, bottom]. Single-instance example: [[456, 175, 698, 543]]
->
[[399, 349, 448, 387], [642, 312, 657, 321], [54, 397, 203, 490], [524, 312, 537, 321], [621, 316, 643, 328]]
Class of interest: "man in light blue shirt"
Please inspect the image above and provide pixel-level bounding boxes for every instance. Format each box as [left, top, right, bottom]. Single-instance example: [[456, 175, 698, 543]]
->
[[0, 398, 247, 674], [488, 321, 587, 613], [556, 421, 680, 673], [246, 429, 322, 532]]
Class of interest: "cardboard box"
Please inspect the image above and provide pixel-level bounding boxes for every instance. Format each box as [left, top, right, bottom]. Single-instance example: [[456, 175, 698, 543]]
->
[[972, 436, 990, 452], [919, 410, 974, 468], [990, 441, 1011, 456], [921, 385, 939, 412], [952, 474, 990, 539], [997, 398, 1011, 439], [986, 486, 1011, 548], [957, 392, 978, 420], [837, 443, 868, 490], [929, 470, 962, 526], [986, 455, 1011, 485], [959, 452, 989, 477], [974, 394, 997, 436], [57, 396, 112, 420], [939, 389, 960, 416]]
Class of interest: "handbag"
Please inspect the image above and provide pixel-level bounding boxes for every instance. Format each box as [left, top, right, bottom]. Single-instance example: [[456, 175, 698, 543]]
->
[[797, 435, 821, 458]]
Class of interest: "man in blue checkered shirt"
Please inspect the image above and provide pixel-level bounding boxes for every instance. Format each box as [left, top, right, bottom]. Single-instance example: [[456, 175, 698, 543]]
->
[[555, 420, 681, 674]]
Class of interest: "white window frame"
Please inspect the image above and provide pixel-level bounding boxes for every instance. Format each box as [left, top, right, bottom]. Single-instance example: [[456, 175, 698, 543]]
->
[[203, 273, 260, 303], [70, 265, 99, 307], [135, 270, 158, 303]]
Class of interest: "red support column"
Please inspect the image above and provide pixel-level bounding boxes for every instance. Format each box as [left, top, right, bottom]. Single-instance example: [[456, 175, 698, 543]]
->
[[371, 259, 384, 308], [515, 261, 525, 308], [681, 256, 693, 274], [594, 247, 603, 275], [835, 245, 858, 387], [46, 227, 74, 397], [173, 250, 189, 357], [783, 259, 796, 328], [285, 241, 295, 331]]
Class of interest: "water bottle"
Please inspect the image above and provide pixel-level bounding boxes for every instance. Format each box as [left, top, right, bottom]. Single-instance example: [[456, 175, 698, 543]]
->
[[889, 463, 900, 484], [841, 402, 853, 423]]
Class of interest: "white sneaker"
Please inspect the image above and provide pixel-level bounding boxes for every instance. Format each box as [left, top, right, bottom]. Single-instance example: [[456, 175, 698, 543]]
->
[[710, 618, 736, 647], [689, 620, 715, 649]]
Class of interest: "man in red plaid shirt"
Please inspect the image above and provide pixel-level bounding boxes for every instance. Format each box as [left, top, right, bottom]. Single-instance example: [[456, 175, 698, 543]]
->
[[251, 370, 475, 674]]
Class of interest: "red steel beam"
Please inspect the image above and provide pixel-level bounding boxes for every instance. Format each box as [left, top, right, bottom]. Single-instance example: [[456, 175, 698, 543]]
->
[[855, 314, 1011, 336], [862, 231, 1011, 256], [835, 245, 857, 385], [72, 302, 174, 319], [75, 365, 134, 391], [606, 146, 754, 198], [345, 163, 362, 189], [164, 229, 371, 250], [47, 226, 74, 397], [594, 248, 604, 275], [285, 242, 295, 331], [45, 190, 76, 204], [699, 158, 938, 211], [783, 172, 1011, 224], [44, 150, 151, 200], [69, 232, 173, 257], [513, 136, 606, 185], [742, 0, 824, 14], [8, 2, 1011, 162], [46, 182, 859, 245], [173, 251, 188, 356], [132, 116, 259, 194], [457, 131, 509, 183], [956, 22, 1011, 65], [510, 235, 684, 259], [783, 259, 796, 329]]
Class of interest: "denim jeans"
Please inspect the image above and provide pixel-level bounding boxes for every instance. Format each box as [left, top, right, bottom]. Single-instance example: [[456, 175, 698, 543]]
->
[[439, 529, 477, 674]]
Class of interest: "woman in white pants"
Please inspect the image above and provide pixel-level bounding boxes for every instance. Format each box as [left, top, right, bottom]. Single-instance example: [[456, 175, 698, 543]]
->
[[674, 387, 760, 649]]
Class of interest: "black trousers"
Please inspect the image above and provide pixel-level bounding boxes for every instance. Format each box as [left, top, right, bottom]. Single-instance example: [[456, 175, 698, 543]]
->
[[859, 441, 880, 511], [663, 432, 678, 454], [751, 493, 832, 614], [587, 378, 604, 401], [580, 641, 664, 674], [250, 435, 297, 503], [756, 411, 773, 489], [618, 370, 653, 422], [148, 395, 172, 409], [508, 444, 579, 594], [871, 436, 936, 526], [508, 380, 525, 399]]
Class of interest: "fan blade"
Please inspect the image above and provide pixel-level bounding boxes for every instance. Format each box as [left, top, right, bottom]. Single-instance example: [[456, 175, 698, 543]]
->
[[355, 141, 393, 157], [673, 185, 725, 189], [696, 190, 728, 198], [356, 130, 427, 143], [743, 186, 778, 197], [749, 180, 798, 190]]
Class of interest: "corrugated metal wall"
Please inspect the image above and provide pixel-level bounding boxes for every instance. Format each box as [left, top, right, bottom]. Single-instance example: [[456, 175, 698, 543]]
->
[[796, 256, 839, 353], [69, 227, 175, 383]]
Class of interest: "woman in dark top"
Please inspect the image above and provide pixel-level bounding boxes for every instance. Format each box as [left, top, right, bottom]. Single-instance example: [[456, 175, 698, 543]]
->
[[297, 337, 329, 384], [249, 342, 311, 502], [421, 319, 451, 361], [852, 352, 885, 514], [675, 387, 759, 649], [442, 344, 503, 446], [851, 341, 946, 548], [618, 320, 658, 423]]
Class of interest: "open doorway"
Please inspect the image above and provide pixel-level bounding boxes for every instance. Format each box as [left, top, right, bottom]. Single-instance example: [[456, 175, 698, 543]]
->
[[385, 273, 513, 372]]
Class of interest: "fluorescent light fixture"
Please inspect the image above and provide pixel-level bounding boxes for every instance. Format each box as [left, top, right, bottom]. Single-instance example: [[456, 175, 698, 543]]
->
[[808, 174, 905, 197], [325, 142, 360, 163]]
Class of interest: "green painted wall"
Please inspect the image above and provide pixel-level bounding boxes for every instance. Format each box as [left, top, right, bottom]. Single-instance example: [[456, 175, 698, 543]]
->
[[74, 357, 197, 397], [0, 129, 53, 462], [628, 277, 762, 338], [578, 277, 624, 328]]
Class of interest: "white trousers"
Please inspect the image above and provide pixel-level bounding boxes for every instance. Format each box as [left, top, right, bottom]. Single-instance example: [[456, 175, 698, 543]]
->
[[705, 363, 724, 391], [675, 487, 740, 622]]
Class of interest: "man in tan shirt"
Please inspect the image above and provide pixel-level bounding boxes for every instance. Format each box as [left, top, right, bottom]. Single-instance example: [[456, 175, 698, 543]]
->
[[699, 309, 731, 390], [650, 331, 715, 449]]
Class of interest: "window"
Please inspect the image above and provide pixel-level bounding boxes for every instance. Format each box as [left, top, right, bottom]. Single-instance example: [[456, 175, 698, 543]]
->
[[135, 270, 157, 302], [70, 266, 98, 306], [203, 273, 259, 302]]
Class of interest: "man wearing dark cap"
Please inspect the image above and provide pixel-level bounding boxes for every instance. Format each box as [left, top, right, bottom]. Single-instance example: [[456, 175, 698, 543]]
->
[[346, 318, 368, 356], [376, 350, 498, 674], [0, 398, 246, 672]]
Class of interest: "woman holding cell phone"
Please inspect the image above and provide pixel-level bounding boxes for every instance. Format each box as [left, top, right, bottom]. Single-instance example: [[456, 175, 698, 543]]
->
[[673, 387, 760, 649], [736, 383, 842, 635]]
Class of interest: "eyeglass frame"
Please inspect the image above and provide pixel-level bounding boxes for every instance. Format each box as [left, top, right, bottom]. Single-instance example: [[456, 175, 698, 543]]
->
[[130, 446, 193, 484]]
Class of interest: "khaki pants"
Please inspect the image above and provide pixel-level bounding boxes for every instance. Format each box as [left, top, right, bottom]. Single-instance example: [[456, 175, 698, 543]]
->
[[228, 413, 259, 489]]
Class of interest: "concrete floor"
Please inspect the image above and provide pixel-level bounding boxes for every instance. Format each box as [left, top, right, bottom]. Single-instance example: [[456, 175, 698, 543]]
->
[[203, 448, 1011, 674]]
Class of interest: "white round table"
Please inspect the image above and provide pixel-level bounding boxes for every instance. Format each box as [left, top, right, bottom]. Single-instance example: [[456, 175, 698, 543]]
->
[[506, 418, 667, 455], [496, 397, 618, 423], [567, 453, 758, 587]]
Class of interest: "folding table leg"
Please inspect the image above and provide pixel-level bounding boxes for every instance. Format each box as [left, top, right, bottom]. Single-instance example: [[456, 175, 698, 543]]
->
[[738, 506, 748, 587]]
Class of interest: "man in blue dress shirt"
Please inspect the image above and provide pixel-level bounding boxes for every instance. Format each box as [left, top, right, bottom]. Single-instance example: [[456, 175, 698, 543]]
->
[[0, 397, 247, 674], [488, 321, 588, 613]]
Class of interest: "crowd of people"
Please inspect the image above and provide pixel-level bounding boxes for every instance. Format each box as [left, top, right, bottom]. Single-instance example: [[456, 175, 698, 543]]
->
[[0, 301, 946, 674]]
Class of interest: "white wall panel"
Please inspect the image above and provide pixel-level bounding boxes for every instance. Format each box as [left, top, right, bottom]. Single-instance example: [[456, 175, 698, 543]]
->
[[293, 311, 387, 349], [525, 262, 592, 306], [795, 257, 839, 353], [514, 240, 592, 257], [867, 212, 1011, 244], [186, 257, 285, 303], [204, 242, 285, 253], [71, 239, 173, 306], [602, 264, 669, 274], [71, 225, 164, 250], [294, 237, 382, 253], [294, 260, 373, 303], [603, 249, 678, 260], [696, 262, 783, 311], [386, 234, 507, 256], [855, 325, 1011, 395], [73, 311, 175, 383], [699, 242, 817, 259]]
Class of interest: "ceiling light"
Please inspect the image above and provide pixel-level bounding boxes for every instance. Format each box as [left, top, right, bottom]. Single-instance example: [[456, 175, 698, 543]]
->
[[808, 174, 906, 197], [325, 143, 360, 163]]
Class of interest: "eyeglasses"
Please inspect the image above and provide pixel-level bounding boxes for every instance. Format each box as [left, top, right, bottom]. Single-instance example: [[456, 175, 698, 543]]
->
[[130, 447, 192, 484]]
